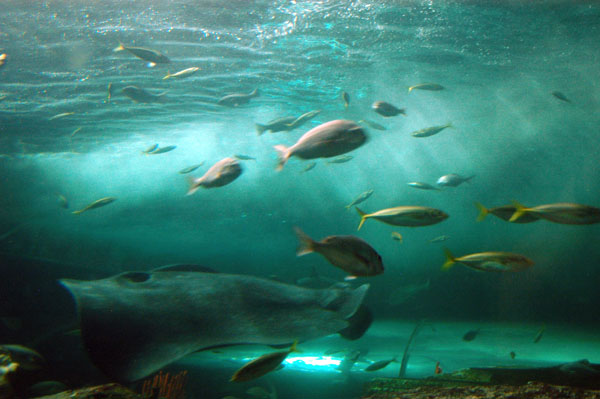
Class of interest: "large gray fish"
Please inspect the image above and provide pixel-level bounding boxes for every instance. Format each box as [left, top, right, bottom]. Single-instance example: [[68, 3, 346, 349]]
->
[[187, 157, 242, 195], [408, 83, 445, 92], [443, 249, 534, 272], [436, 173, 475, 187], [286, 110, 321, 130], [255, 116, 297, 136], [510, 202, 600, 225], [60, 267, 370, 381], [122, 86, 166, 103], [355, 206, 448, 230], [475, 202, 540, 223], [274, 120, 367, 171], [372, 101, 406, 117], [113, 43, 170, 66], [217, 89, 259, 107]]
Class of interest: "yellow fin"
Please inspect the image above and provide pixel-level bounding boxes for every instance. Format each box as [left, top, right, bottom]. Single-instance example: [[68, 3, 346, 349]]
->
[[113, 43, 125, 52], [355, 207, 368, 230], [441, 248, 456, 271], [289, 339, 301, 353], [509, 200, 528, 222], [475, 202, 488, 222], [408, 86, 415, 93], [294, 227, 314, 256]]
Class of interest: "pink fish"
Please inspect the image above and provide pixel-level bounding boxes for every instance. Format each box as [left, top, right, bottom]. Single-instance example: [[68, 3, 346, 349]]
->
[[186, 157, 242, 195]]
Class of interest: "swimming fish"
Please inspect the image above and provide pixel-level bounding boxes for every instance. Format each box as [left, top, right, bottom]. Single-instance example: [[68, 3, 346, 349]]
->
[[475, 202, 540, 223], [533, 324, 546, 343], [387, 279, 430, 305], [49, 112, 75, 121], [107, 83, 113, 103], [217, 88, 259, 107], [358, 119, 386, 131], [148, 145, 176, 154], [255, 116, 297, 136], [142, 143, 159, 154], [0, 53, 6, 68], [294, 227, 384, 278], [407, 182, 440, 191], [429, 235, 449, 243], [462, 328, 480, 341], [72, 197, 116, 215], [510, 201, 600, 225], [178, 162, 205, 174], [301, 162, 317, 172], [355, 206, 448, 230], [342, 91, 350, 108], [552, 91, 570, 103], [372, 101, 406, 117], [411, 123, 452, 138], [187, 157, 243, 195], [122, 86, 166, 103], [345, 189, 374, 210], [274, 120, 368, 171], [163, 67, 200, 80], [391, 232, 403, 243], [442, 248, 534, 272], [365, 357, 398, 372], [286, 110, 321, 130], [60, 268, 370, 381], [436, 174, 475, 187], [408, 83, 445, 92], [113, 43, 170, 66], [234, 154, 256, 161], [326, 155, 353, 164], [230, 341, 299, 382]]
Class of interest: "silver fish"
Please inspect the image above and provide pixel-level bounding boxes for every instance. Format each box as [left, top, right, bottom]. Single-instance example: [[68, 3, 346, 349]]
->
[[217, 89, 259, 107], [301, 162, 317, 172], [286, 110, 321, 130], [113, 43, 170, 65], [407, 182, 440, 191], [178, 163, 205, 174], [436, 174, 475, 187], [345, 189, 374, 210], [72, 197, 117, 215], [365, 357, 398, 372], [326, 155, 353, 164], [163, 67, 200, 80], [411, 123, 452, 138], [122, 86, 166, 103], [187, 157, 243, 194], [234, 154, 256, 161], [255, 116, 297, 136], [552, 91, 571, 103], [356, 206, 448, 230], [148, 145, 176, 154]]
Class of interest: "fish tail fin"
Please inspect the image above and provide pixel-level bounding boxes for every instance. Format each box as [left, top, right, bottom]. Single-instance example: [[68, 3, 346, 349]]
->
[[113, 43, 125, 52], [400, 109, 407, 116], [442, 248, 456, 270], [465, 175, 476, 183], [186, 176, 201, 196], [289, 339, 301, 353], [475, 202, 489, 222], [294, 227, 315, 256], [162, 72, 171, 80], [250, 88, 259, 97], [255, 123, 267, 136], [408, 86, 415, 93], [447, 122, 454, 128], [355, 207, 368, 230], [71, 209, 83, 215], [274, 145, 290, 171], [509, 200, 527, 222]]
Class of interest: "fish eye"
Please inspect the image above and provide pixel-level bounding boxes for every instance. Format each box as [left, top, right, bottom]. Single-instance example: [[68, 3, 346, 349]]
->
[[120, 272, 151, 283]]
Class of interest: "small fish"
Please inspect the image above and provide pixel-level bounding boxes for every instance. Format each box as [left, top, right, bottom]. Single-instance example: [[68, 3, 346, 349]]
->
[[255, 116, 297, 136], [57, 194, 69, 209], [0, 53, 6, 68], [107, 83, 113, 103], [475, 202, 540, 223], [533, 324, 546, 343], [148, 145, 176, 154], [49, 112, 75, 121], [391, 232, 403, 243], [113, 43, 170, 66], [442, 248, 534, 272], [429, 235, 449, 243], [345, 189, 374, 210], [294, 227, 384, 278], [510, 351, 516, 359], [274, 120, 367, 171], [122, 86, 166, 103], [372, 101, 406, 117], [510, 201, 600, 225], [358, 119, 386, 131], [178, 162, 204, 174], [552, 91, 570, 103], [342, 91, 350, 108], [187, 157, 243, 194], [436, 174, 475, 187], [435, 362, 442, 374], [286, 110, 321, 130], [234, 154, 256, 161], [163, 67, 200, 80], [301, 162, 317, 172], [326, 155, 353, 164], [356, 206, 448, 230], [411, 123, 453, 138], [408, 83, 445, 92], [365, 357, 398, 372], [462, 328, 480, 342], [70, 127, 82, 137], [142, 143, 159, 154], [217, 88, 259, 107], [407, 182, 440, 191], [230, 341, 299, 382], [72, 197, 117, 215]]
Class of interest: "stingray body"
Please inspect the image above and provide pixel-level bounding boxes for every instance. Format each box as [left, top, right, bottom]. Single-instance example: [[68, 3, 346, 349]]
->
[[60, 268, 369, 382]]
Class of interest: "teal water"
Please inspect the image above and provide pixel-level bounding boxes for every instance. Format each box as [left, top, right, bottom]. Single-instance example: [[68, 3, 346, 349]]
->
[[1, 1, 600, 398]]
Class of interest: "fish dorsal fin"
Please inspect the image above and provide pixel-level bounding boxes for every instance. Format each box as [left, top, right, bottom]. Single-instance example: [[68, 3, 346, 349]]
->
[[152, 264, 218, 273]]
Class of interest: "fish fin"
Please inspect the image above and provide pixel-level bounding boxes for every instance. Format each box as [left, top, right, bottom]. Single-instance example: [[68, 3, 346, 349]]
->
[[162, 72, 171, 80], [441, 248, 456, 270], [113, 43, 125, 52], [250, 88, 259, 97], [294, 227, 315, 256], [344, 275, 358, 281], [289, 340, 301, 353], [509, 200, 527, 222], [186, 176, 201, 196], [255, 123, 267, 136], [273, 145, 289, 171], [475, 202, 488, 222], [338, 304, 373, 340], [408, 86, 415, 93], [400, 109, 407, 116], [71, 209, 83, 215], [355, 207, 368, 230]]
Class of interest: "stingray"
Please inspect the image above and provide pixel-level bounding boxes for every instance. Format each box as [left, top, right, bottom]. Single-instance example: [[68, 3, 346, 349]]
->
[[60, 266, 370, 382]]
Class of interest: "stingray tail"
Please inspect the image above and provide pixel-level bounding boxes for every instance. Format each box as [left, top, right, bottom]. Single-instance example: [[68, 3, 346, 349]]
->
[[509, 200, 528, 222], [294, 227, 315, 256]]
